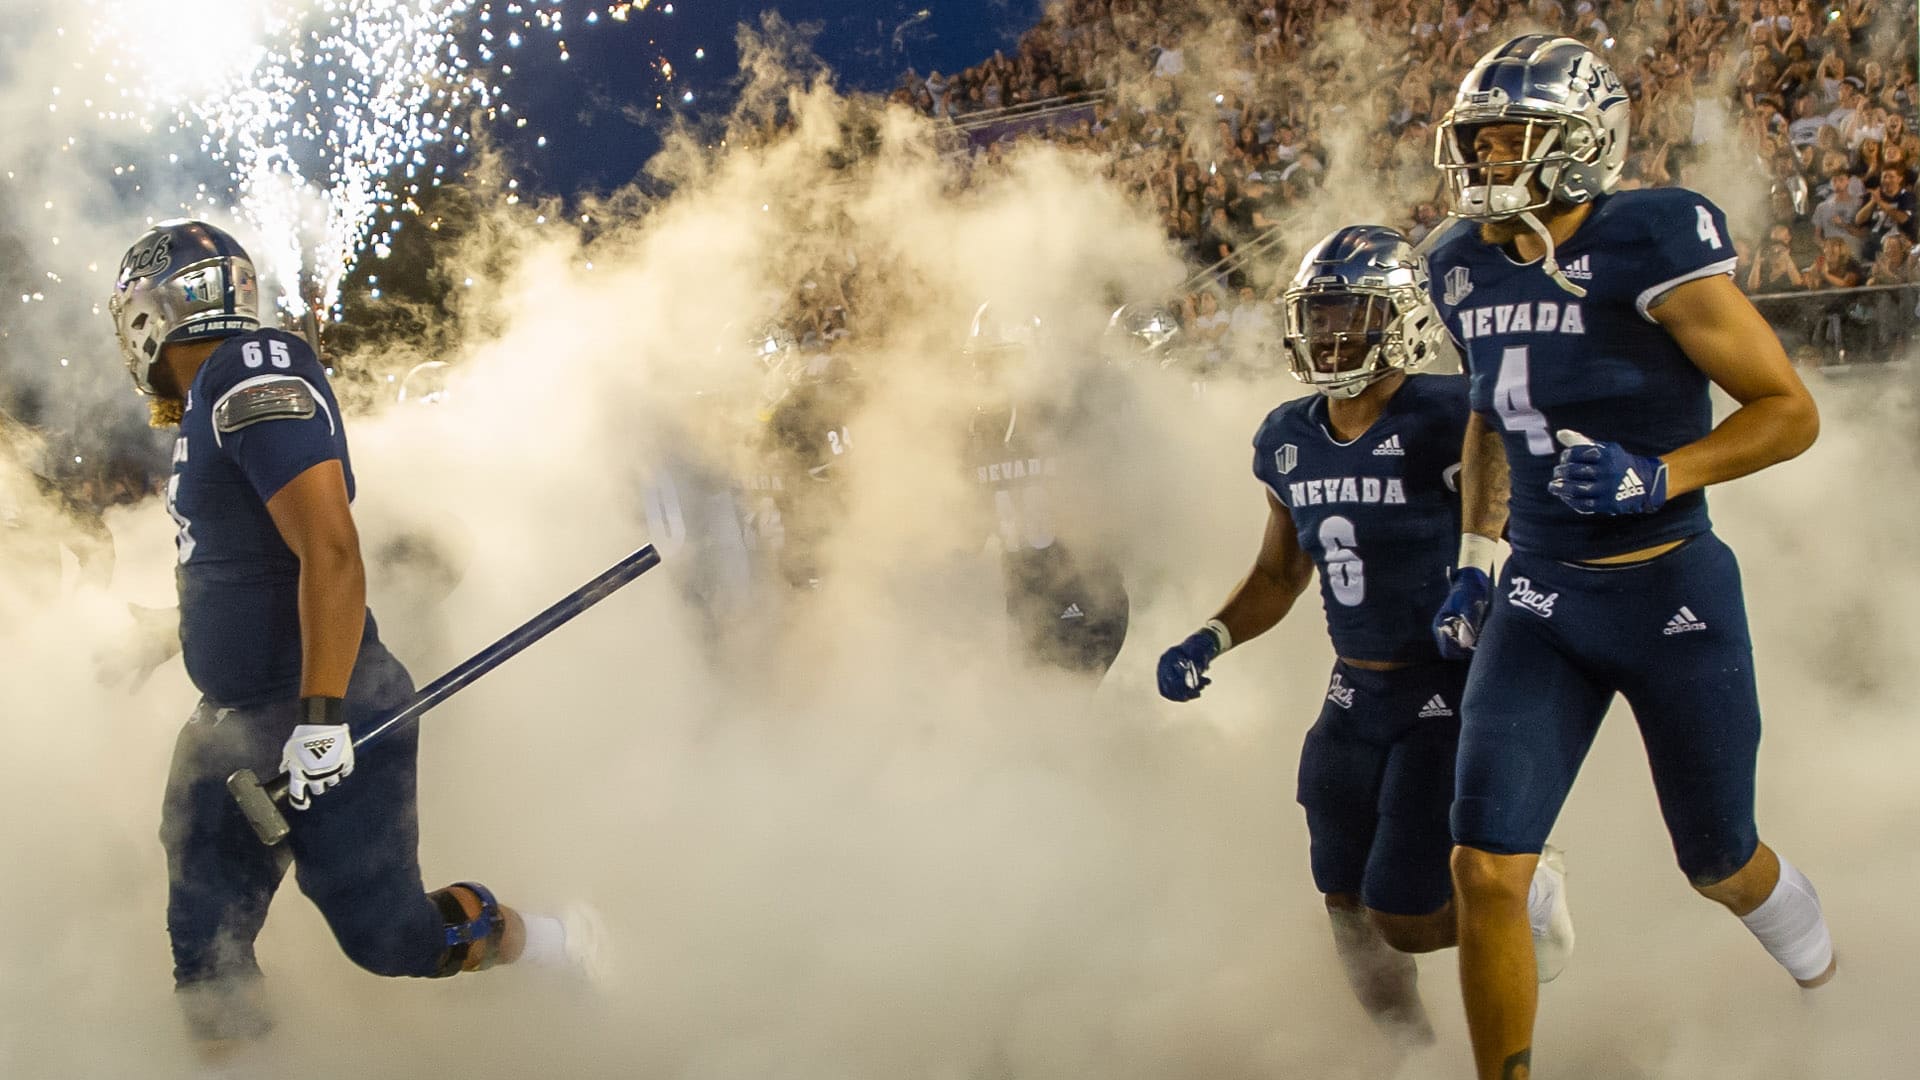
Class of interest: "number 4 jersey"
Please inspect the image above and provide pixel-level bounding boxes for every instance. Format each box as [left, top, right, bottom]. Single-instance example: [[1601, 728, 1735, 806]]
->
[[1251, 374, 1469, 664], [166, 328, 368, 707], [1424, 187, 1736, 561]]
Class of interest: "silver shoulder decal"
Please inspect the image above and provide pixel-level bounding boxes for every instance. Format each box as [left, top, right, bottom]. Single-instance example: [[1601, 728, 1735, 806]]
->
[[212, 375, 318, 434]]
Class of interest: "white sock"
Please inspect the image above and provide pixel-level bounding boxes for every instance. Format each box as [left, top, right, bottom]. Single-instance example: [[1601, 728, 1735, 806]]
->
[[1739, 857, 1833, 983], [517, 913, 569, 967], [1526, 868, 1558, 936]]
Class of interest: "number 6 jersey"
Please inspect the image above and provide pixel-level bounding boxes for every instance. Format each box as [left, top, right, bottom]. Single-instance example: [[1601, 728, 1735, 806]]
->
[[1251, 374, 1469, 664], [1423, 187, 1737, 562]]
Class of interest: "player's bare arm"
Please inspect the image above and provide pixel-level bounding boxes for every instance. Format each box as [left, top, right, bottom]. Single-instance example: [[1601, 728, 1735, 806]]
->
[[1459, 412, 1510, 544], [264, 458, 366, 700], [1649, 273, 1820, 498], [1213, 490, 1316, 646]]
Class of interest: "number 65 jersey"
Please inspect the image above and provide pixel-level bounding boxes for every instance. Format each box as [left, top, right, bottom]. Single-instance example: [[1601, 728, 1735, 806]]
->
[[1251, 374, 1469, 665], [1424, 187, 1737, 562], [167, 328, 363, 708]]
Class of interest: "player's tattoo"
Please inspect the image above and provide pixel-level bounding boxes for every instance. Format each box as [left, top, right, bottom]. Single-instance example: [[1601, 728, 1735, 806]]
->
[[1501, 1048, 1532, 1080]]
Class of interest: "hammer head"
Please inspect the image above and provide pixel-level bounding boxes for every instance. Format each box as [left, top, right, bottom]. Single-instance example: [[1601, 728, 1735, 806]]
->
[[226, 769, 291, 846]]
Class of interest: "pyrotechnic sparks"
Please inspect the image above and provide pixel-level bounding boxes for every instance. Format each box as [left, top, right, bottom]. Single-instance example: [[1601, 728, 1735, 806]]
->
[[57, 0, 651, 320]]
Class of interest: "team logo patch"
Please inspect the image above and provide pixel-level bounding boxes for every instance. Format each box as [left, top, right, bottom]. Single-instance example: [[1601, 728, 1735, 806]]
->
[[1506, 576, 1558, 618], [1326, 673, 1355, 709], [1418, 695, 1453, 718], [1443, 265, 1473, 306], [1275, 443, 1298, 475], [1372, 434, 1404, 457], [1663, 606, 1707, 635]]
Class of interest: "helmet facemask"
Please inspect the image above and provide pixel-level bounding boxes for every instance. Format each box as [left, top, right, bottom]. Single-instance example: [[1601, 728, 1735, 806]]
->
[[1283, 289, 1415, 399]]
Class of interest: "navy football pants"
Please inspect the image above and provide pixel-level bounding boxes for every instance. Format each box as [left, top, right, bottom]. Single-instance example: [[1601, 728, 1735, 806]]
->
[[160, 645, 446, 1024], [1297, 659, 1467, 916], [1453, 533, 1762, 885]]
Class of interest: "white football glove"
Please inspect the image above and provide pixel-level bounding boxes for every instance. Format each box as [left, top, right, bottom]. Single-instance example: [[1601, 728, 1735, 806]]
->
[[282, 722, 354, 810]]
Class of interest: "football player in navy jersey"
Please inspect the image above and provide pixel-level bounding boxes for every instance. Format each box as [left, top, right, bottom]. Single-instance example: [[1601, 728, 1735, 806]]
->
[[108, 221, 593, 1053], [1425, 36, 1831, 1080], [966, 305, 1130, 682], [1157, 226, 1568, 1047]]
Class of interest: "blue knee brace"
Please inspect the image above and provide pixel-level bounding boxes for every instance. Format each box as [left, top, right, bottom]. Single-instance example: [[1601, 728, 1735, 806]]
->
[[429, 881, 506, 977]]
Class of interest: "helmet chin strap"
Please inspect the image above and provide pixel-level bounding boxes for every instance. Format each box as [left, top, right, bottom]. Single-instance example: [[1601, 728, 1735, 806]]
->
[[1516, 208, 1588, 298]]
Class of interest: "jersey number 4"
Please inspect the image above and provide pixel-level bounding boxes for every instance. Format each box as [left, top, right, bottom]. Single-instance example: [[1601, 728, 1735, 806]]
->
[[1493, 346, 1554, 455]]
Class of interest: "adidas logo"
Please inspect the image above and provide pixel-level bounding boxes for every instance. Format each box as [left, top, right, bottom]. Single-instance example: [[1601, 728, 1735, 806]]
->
[[1372, 434, 1405, 456], [1663, 606, 1707, 635], [1418, 695, 1453, 718], [302, 737, 336, 760], [1059, 603, 1085, 620], [1616, 468, 1646, 501], [1562, 254, 1592, 281]]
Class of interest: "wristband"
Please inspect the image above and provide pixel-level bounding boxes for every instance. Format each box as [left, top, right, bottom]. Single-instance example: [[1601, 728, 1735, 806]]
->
[[1202, 618, 1234, 653], [300, 696, 346, 727], [1457, 533, 1499, 577]]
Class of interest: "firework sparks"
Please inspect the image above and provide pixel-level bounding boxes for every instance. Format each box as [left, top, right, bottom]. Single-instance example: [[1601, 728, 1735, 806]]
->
[[62, 0, 650, 320]]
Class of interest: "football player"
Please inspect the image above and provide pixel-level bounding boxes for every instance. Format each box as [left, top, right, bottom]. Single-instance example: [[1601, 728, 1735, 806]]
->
[[1425, 35, 1832, 1080], [1157, 226, 1569, 1046], [108, 220, 594, 1054]]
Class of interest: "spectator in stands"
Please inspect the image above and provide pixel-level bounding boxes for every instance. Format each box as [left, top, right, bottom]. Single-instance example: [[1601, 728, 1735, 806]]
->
[[1747, 228, 1811, 291], [1855, 166, 1917, 251], [1808, 235, 1865, 290]]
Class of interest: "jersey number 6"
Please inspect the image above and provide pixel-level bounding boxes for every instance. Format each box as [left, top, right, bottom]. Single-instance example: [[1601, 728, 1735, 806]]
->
[[1319, 515, 1365, 607]]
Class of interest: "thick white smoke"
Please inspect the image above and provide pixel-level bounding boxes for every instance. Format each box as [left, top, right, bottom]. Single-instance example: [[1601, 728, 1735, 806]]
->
[[1, 9, 1916, 1080]]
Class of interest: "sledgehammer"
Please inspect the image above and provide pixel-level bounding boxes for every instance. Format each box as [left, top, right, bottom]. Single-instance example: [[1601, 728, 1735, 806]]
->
[[228, 544, 662, 846]]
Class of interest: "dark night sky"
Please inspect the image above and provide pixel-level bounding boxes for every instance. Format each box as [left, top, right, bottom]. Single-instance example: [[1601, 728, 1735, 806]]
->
[[497, 1, 1042, 196]]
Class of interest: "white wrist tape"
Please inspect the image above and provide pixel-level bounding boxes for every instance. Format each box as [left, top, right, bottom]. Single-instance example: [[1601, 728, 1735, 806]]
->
[[1458, 533, 1499, 577], [1202, 619, 1234, 653]]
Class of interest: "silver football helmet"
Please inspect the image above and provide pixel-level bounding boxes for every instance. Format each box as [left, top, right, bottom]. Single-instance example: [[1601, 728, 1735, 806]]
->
[[107, 219, 260, 395], [1104, 303, 1183, 364], [1282, 225, 1452, 399], [1434, 35, 1629, 220]]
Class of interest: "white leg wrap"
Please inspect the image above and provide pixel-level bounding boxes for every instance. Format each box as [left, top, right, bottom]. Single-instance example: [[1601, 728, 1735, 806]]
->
[[518, 913, 568, 967], [1526, 870, 1557, 936], [1738, 858, 1833, 982]]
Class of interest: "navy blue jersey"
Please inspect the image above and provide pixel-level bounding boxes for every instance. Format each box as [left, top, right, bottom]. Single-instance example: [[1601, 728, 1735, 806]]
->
[[167, 328, 372, 706], [1252, 375, 1470, 664], [1424, 188, 1738, 560]]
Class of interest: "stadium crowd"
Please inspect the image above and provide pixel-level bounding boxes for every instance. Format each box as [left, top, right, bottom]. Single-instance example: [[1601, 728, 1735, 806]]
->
[[896, 0, 1919, 361]]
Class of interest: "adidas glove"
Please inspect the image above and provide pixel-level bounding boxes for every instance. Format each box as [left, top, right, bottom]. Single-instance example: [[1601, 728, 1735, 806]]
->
[[281, 698, 354, 811], [1157, 622, 1230, 702], [1548, 429, 1668, 516], [1433, 534, 1498, 660]]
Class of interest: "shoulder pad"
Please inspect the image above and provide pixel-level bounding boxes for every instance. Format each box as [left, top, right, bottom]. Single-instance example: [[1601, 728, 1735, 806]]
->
[[213, 375, 318, 434]]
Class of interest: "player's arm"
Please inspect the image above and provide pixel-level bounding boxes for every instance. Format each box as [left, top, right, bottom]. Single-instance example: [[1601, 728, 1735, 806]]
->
[[264, 459, 367, 700], [1157, 491, 1313, 702], [1212, 489, 1316, 644], [1650, 273, 1819, 498], [1432, 411, 1507, 659]]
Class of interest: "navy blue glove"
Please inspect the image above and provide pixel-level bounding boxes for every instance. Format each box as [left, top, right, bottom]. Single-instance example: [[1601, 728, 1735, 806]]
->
[[1157, 628, 1224, 702], [1432, 566, 1493, 660], [1549, 429, 1668, 516]]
